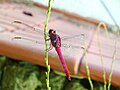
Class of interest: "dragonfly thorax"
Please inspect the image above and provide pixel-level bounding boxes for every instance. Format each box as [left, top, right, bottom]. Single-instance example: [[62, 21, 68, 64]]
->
[[49, 33, 61, 48]]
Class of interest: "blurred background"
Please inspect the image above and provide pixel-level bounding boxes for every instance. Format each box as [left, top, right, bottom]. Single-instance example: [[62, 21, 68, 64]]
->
[[34, 0, 120, 27], [0, 0, 120, 90]]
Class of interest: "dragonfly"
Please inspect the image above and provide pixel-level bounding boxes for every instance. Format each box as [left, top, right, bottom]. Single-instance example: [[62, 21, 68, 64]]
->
[[12, 20, 86, 80]]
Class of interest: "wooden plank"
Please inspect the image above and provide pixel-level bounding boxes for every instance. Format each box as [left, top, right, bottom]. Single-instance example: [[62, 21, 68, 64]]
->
[[0, 3, 95, 75]]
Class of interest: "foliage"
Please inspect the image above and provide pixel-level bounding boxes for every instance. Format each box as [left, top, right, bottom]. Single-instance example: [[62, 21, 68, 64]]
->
[[0, 57, 120, 90]]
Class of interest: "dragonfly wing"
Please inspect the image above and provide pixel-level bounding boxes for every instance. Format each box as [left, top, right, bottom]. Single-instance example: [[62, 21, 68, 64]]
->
[[12, 36, 51, 45], [61, 33, 86, 49], [59, 33, 88, 57]]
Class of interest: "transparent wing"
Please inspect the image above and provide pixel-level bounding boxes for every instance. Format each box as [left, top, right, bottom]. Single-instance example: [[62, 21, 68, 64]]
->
[[12, 20, 86, 51], [61, 33, 86, 49], [12, 33, 86, 52]]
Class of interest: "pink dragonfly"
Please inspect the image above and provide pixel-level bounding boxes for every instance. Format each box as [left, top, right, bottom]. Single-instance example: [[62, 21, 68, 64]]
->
[[12, 20, 86, 80]]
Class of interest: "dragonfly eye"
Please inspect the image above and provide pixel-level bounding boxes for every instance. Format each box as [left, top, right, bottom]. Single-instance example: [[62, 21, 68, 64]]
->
[[49, 29, 56, 34], [53, 30, 56, 33], [49, 29, 53, 34]]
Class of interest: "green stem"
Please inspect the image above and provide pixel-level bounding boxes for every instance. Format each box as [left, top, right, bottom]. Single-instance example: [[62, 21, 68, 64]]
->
[[108, 30, 119, 90], [83, 46, 93, 90], [97, 22, 108, 90], [43, 0, 53, 90], [107, 41, 116, 90]]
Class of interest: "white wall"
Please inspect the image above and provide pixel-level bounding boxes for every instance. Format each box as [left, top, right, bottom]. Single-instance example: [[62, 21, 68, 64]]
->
[[33, 0, 120, 26]]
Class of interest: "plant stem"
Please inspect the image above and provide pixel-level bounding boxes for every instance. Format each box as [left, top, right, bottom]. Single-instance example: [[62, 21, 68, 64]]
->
[[43, 0, 53, 90], [97, 22, 108, 90], [108, 29, 119, 90], [83, 44, 93, 90], [107, 41, 116, 90]]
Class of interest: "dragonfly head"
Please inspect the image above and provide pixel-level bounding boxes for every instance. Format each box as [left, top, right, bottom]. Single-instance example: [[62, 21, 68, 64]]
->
[[49, 29, 56, 35]]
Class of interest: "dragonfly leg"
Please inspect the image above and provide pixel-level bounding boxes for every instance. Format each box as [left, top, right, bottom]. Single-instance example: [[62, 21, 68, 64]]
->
[[46, 47, 53, 52], [45, 43, 53, 52], [45, 38, 50, 41], [81, 46, 85, 49]]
